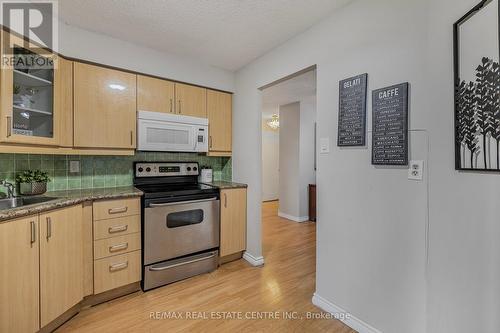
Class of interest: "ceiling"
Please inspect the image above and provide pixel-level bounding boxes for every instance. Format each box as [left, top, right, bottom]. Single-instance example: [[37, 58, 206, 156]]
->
[[262, 69, 316, 118], [58, 0, 351, 71]]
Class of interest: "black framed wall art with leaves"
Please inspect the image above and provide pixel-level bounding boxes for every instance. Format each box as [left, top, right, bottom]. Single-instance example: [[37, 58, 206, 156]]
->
[[454, 0, 500, 171]]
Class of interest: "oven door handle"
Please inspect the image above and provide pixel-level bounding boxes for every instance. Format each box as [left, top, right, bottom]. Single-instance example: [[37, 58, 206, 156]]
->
[[148, 197, 218, 207], [149, 252, 216, 271]]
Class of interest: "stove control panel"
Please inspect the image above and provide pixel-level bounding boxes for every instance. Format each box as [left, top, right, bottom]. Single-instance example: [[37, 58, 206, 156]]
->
[[135, 162, 199, 177]]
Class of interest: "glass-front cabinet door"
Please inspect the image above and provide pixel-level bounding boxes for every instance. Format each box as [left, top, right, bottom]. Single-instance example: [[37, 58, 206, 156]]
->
[[0, 30, 59, 145]]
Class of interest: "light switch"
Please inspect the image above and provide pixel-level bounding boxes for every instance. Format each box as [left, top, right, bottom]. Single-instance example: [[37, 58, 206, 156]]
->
[[408, 160, 424, 181], [320, 138, 330, 154], [69, 160, 80, 173]]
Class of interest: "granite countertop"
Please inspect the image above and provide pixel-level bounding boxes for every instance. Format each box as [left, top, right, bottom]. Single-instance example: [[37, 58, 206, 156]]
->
[[0, 186, 143, 223], [202, 181, 248, 189]]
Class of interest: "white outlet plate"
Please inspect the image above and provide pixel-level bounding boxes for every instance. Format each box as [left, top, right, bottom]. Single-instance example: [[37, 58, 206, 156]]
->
[[320, 137, 330, 154], [408, 160, 424, 181], [69, 160, 80, 173]]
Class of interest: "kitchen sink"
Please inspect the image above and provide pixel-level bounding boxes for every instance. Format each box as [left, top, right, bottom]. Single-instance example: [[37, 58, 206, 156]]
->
[[0, 196, 58, 210]]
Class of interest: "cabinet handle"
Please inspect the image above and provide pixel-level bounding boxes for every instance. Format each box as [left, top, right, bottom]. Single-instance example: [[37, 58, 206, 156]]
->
[[178, 100, 181, 114], [46, 217, 52, 240], [109, 242, 129, 253], [170, 99, 173, 113], [6, 116, 11, 137], [108, 206, 128, 214], [109, 261, 128, 272], [108, 225, 128, 234], [209, 136, 212, 149], [130, 131, 133, 146], [30, 221, 36, 245], [224, 193, 227, 208]]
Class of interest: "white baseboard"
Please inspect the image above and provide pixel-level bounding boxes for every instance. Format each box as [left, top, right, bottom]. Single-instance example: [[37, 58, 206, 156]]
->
[[243, 251, 265, 266], [278, 211, 309, 222], [312, 293, 382, 333]]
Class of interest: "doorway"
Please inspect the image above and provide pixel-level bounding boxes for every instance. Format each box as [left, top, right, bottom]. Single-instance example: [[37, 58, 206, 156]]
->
[[261, 68, 317, 223]]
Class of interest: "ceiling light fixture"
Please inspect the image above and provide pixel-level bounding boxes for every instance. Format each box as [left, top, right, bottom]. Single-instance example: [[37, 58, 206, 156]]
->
[[267, 114, 279, 129]]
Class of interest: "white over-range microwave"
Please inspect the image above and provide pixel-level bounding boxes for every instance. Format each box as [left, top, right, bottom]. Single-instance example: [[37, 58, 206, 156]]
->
[[137, 111, 209, 152]]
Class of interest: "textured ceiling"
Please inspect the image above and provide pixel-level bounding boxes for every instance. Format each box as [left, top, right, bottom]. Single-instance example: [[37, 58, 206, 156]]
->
[[58, 0, 351, 71], [262, 69, 316, 118]]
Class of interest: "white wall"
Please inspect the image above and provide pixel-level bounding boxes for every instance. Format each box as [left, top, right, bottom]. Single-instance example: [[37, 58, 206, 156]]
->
[[299, 97, 317, 218], [262, 128, 279, 201], [235, 0, 500, 331], [426, 1, 500, 332], [279, 102, 301, 218], [58, 23, 234, 92], [233, 0, 429, 332]]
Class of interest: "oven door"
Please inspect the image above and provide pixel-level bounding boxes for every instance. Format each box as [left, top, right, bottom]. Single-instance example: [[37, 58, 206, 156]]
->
[[138, 118, 198, 152], [144, 196, 220, 265]]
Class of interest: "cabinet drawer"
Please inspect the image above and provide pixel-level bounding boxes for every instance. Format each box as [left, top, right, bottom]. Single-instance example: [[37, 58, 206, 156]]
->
[[94, 250, 141, 294], [144, 250, 217, 291], [93, 215, 140, 240], [93, 198, 140, 220], [94, 233, 141, 260]]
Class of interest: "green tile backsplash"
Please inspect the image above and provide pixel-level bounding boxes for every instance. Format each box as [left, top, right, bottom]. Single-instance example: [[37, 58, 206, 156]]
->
[[0, 152, 232, 195]]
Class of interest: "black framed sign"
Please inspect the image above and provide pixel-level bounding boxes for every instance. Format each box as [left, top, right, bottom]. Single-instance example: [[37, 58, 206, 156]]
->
[[337, 73, 368, 146], [371, 83, 409, 166], [454, 0, 500, 171]]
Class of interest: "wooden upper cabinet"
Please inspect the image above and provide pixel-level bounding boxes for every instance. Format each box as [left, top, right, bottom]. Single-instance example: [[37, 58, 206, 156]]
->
[[55, 57, 73, 147], [39, 205, 83, 327], [207, 90, 232, 153], [0, 30, 60, 146], [137, 75, 175, 114], [175, 83, 207, 118], [220, 188, 247, 257], [73, 62, 136, 149], [0, 215, 40, 333]]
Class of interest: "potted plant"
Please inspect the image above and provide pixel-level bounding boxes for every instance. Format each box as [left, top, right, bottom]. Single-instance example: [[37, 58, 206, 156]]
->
[[16, 170, 51, 195]]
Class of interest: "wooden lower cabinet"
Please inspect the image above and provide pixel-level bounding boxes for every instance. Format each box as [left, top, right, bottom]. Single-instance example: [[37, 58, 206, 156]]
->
[[93, 197, 140, 221], [82, 202, 94, 297], [220, 188, 247, 257], [94, 233, 141, 260], [0, 216, 40, 333], [93, 215, 140, 240], [94, 251, 141, 294], [0, 198, 142, 332], [93, 197, 142, 294], [39, 205, 84, 327]]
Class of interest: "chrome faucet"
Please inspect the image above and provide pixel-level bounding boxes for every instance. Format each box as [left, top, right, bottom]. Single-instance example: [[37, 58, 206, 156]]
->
[[0, 180, 15, 198]]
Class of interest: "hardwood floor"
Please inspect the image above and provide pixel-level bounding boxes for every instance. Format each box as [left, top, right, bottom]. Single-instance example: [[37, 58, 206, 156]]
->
[[57, 201, 355, 333]]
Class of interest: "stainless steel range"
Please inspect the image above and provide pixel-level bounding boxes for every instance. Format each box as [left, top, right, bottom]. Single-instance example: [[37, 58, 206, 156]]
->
[[134, 162, 219, 291]]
